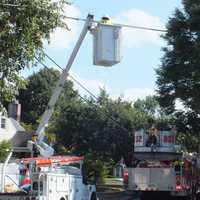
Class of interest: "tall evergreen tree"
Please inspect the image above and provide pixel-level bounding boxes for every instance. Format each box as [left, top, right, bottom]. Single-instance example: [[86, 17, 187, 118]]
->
[[156, 0, 200, 114]]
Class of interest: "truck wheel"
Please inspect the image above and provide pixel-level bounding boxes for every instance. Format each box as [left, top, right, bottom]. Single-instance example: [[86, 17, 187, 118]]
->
[[141, 191, 170, 200], [171, 196, 190, 200], [140, 192, 149, 200], [91, 192, 97, 200]]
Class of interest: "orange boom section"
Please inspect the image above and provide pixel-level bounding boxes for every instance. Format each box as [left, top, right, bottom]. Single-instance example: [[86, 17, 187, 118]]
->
[[22, 156, 84, 166]]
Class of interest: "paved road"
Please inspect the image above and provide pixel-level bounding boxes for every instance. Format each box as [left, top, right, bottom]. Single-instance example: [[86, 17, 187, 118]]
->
[[97, 191, 136, 200], [96, 178, 137, 200]]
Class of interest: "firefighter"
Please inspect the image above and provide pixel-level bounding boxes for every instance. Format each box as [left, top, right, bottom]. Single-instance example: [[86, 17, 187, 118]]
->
[[146, 127, 158, 148]]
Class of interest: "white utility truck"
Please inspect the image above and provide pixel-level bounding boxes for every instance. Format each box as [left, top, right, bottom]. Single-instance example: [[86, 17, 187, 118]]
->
[[124, 129, 200, 200], [0, 156, 97, 200], [0, 14, 122, 200]]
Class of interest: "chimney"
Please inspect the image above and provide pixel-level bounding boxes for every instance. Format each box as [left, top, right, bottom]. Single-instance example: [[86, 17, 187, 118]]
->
[[8, 100, 21, 122]]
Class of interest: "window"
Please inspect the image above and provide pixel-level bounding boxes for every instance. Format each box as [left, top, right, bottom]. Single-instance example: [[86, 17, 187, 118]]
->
[[1, 118, 6, 129]]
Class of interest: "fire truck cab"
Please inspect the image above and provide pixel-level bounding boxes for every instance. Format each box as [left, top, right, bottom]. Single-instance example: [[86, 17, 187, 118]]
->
[[124, 129, 199, 200]]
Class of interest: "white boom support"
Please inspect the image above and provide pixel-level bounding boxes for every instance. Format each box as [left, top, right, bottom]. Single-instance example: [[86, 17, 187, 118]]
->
[[33, 14, 94, 157]]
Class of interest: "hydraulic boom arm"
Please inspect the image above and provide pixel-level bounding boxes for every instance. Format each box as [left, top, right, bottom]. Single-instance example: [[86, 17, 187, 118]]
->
[[30, 14, 94, 157]]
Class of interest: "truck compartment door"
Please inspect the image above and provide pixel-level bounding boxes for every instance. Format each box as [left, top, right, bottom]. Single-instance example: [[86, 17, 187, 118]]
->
[[150, 168, 176, 191], [128, 168, 150, 190]]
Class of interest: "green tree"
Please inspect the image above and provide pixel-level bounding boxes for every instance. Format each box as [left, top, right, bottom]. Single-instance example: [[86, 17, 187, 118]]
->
[[18, 68, 78, 127], [175, 111, 200, 152], [50, 89, 164, 167], [50, 90, 134, 168], [0, 140, 11, 162], [0, 0, 69, 109], [134, 96, 158, 117], [156, 0, 200, 114], [156, 0, 200, 151]]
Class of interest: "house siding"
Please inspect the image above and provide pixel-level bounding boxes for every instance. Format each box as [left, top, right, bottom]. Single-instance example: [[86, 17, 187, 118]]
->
[[0, 114, 25, 142]]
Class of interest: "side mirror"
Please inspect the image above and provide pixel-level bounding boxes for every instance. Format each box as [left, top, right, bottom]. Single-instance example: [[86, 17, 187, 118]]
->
[[82, 174, 87, 185], [87, 171, 96, 184], [81, 164, 88, 184], [82, 169, 97, 185], [81, 163, 99, 185]]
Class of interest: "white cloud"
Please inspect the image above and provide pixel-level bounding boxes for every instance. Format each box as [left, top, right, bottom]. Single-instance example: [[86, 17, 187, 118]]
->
[[69, 72, 108, 96], [112, 88, 155, 102], [48, 5, 81, 49], [114, 9, 165, 47], [48, 65, 155, 102], [69, 72, 155, 102]]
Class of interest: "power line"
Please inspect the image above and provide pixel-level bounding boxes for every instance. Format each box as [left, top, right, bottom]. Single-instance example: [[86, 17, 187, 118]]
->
[[43, 52, 99, 101], [64, 16, 167, 33], [114, 22, 167, 32], [37, 56, 129, 133], [34, 55, 129, 133], [0, 2, 167, 33], [34, 55, 96, 101]]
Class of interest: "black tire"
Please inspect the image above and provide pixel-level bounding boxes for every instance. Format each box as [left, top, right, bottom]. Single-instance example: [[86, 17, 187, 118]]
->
[[141, 191, 170, 200], [140, 192, 154, 200], [140, 192, 148, 200], [171, 196, 190, 200]]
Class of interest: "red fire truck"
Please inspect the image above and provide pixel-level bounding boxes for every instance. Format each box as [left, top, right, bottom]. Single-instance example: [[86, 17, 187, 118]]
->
[[123, 129, 200, 200]]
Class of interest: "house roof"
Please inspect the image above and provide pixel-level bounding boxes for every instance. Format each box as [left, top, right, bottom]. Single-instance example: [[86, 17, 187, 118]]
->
[[11, 131, 32, 147], [9, 118, 25, 132]]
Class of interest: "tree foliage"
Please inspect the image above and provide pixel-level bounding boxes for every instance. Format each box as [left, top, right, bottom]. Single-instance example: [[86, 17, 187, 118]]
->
[[156, 0, 200, 113], [49, 91, 162, 166], [156, 0, 200, 151], [18, 68, 78, 126], [175, 111, 200, 152], [0, 140, 11, 162], [0, 0, 69, 109], [19, 69, 171, 167]]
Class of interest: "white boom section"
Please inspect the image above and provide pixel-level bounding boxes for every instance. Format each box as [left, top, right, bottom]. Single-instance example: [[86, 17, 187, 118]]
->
[[34, 15, 94, 156], [1, 151, 13, 192]]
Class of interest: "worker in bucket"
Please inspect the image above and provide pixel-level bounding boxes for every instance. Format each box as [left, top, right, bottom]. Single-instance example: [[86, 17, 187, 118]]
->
[[101, 15, 112, 25]]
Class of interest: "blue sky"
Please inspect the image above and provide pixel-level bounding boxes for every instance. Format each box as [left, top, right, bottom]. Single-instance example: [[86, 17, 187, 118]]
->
[[26, 0, 182, 101]]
